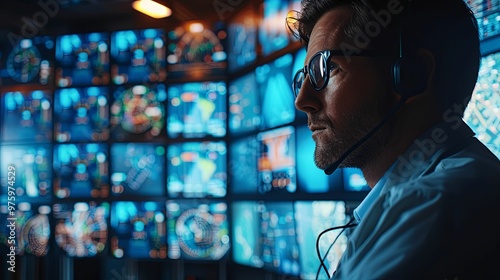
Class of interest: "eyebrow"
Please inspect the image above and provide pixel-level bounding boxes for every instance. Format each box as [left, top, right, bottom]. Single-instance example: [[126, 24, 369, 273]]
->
[[327, 49, 394, 57]]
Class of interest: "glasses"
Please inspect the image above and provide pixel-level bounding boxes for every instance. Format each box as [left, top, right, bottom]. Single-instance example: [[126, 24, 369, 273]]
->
[[292, 49, 390, 97]]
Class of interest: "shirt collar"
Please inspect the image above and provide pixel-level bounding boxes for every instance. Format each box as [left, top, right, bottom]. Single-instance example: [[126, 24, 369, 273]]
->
[[352, 120, 475, 223], [384, 119, 475, 190], [352, 163, 395, 223]]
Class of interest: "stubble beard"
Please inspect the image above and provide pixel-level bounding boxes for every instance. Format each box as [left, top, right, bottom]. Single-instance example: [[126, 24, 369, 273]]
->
[[313, 100, 394, 171]]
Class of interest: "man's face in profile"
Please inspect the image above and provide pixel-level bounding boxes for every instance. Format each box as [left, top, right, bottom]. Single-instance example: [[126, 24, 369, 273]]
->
[[294, 7, 396, 170]]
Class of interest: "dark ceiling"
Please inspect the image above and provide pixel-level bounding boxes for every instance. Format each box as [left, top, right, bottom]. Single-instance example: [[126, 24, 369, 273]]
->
[[0, 0, 252, 35]]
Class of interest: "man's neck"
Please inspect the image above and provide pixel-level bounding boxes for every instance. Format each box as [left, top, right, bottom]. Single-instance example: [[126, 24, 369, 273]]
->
[[361, 113, 441, 188]]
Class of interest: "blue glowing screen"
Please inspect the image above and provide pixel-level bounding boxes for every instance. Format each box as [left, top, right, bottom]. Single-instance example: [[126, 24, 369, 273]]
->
[[111, 28, 167, 84], [167, 81, 227, 138], [110, 143, 165, 197], [110, 201, 166, 259], [167, 200, 230, 260], [256, 54, 295, 129], [2, 90, 52, 143], [56, 32, 110, 87], [167, 141, 227, 198], [232, 201, 300, 275], [54, 87, 109, 142], [53, 143, 109, 199]]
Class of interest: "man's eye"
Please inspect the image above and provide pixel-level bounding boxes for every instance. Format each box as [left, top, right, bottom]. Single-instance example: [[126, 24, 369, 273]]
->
[[329, 62, 339, 73]]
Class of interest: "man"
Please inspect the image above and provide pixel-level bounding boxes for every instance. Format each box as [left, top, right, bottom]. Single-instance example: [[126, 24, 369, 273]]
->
[[290, 0, 500, 278]]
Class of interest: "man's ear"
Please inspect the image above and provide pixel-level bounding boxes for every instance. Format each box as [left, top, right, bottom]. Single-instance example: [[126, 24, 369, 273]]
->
[[416, 48, 436, 91]]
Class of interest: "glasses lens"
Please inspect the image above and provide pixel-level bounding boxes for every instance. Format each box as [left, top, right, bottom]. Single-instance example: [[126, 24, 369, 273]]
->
[[293, 70, 305, 97], [309, 52, 328, 90]]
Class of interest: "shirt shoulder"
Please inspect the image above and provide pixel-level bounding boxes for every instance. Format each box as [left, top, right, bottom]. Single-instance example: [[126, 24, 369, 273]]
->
[[386, 121, 500, 195]]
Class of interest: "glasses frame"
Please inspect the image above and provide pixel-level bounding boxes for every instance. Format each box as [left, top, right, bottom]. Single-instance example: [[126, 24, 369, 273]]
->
[[292, 49, 392, 97]]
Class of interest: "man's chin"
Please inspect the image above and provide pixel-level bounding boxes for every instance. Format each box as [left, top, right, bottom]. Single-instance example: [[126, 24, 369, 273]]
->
[[314, 147, 342, 170], [314, 157, 336, 170]]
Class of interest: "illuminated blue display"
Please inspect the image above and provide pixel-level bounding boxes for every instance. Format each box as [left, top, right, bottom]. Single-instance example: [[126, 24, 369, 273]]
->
[[463, 52, 500, 159], [53, 201, 109, 257], [110, 143, 165, 197], [343, 168, 370, 192], [295, 126, 343, 193], [53, 143, 109, 198], [110, 84, 167, 141], [295, 201, 348, 279], [0, 36, 55, 86], [110, 201, 167, 259], [166, 22, 227, 78], [257, 126, 296, 194], [111, 28, 166, 84], [229, 136, 260, 194], [227, 7, 257, 71], [167, 141, 227, 198], [0, 145, 51, 201], [0, 200, 51, 256], [256, 54, 295, 129], [166, 200, 230, 260], [468, 1, 500, 40], [232, 201, 299, 275], [2, 90, 52, 143], [56, 32, 110, 87], [167, 81, 227, 138], [54, 87, 109, 142], [228, 71, 261, 134], [259, 0, 291, 56]]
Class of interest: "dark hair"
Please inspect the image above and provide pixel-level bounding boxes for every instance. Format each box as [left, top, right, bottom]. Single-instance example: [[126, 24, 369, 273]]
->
[[287, 0, 481, 117]]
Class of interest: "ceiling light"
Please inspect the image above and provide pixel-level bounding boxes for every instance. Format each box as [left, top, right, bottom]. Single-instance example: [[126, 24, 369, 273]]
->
[[132, 0, 172, 19], [189, 23, 204, 33]]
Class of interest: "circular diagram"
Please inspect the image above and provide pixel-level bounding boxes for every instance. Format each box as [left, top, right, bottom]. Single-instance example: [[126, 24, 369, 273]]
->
[[111, 85, 165, 135], [55, 203, 108, 257], [111, 86, 164, 136], [6, 39, 41, 83], [175, 208, 223, 259]]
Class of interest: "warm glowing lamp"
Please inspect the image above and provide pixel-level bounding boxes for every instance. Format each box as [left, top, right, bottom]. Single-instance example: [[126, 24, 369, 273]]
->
[[132, 0, 172, 19], [189, 22, 204, 33]]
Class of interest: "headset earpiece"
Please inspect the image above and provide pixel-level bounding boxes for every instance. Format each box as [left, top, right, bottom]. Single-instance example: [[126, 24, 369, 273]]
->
[[392, 0, 428, 98], [392, 54, 428, 98]]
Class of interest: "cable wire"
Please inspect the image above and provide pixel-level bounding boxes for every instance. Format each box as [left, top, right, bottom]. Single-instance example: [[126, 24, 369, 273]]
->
[[315, 217, 358, 279]]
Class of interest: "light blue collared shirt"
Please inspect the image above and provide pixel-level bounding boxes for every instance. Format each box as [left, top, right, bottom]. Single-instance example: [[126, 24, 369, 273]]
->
[[332, 120, 500, 279], [352, 163, 395, 223]]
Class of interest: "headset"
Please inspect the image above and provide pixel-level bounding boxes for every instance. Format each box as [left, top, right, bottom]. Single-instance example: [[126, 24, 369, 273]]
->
[[392, 0, 428, 98]]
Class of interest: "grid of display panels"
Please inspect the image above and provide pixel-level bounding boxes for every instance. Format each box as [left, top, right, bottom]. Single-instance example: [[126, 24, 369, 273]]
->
[[0, 22, 231, 263]]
